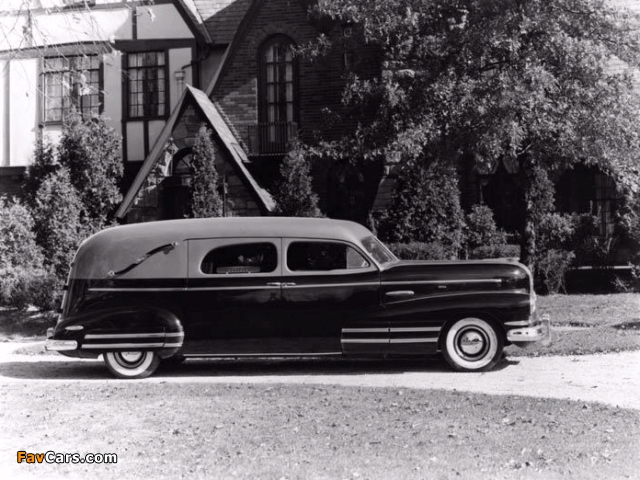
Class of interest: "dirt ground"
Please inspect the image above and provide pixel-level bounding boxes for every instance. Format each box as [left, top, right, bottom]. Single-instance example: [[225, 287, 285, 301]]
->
[[1, 340, 638, 410]]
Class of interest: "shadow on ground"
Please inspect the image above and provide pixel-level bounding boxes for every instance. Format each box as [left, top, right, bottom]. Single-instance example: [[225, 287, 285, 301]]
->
[[0, 354, 519, 380]]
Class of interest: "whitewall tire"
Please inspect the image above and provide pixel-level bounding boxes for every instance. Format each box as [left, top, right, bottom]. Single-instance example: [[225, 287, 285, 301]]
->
[[104, 351, 160, 379], [442, 317, 503, 372]]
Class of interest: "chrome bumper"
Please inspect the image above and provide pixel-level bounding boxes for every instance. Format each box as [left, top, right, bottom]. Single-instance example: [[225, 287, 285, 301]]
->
[[507, 314, 551, 346], [45, 327, 78, 351]]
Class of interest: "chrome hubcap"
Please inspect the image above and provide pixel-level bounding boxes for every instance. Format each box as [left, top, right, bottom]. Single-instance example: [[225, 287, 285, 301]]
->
[[119, 351, 144, 363], [459, 331, 485, 355]]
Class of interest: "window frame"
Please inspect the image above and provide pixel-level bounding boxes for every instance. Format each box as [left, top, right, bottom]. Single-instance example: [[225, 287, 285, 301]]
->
[[188, 238, 282, 279], [41, 54, 102, 124], [124, 50, 169, 120], [258, 34, 299, 129], [282, 238, 378, 277]]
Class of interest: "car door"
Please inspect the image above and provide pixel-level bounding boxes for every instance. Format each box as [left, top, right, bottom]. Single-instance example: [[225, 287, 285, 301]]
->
[[183, 238, 283, 354], [280, 238, 385, 354]]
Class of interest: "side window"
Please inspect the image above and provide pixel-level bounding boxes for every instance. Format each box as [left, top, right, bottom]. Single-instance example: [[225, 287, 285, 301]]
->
[[287, 242, 369, 272], [201, 243, 277, 274]]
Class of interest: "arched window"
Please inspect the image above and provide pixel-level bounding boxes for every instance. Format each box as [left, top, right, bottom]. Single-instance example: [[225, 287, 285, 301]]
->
[[258, 35, 298, 153]]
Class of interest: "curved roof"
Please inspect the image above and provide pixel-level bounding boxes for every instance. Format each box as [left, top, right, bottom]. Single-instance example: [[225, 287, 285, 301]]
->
[[89, 216, 373, 248]]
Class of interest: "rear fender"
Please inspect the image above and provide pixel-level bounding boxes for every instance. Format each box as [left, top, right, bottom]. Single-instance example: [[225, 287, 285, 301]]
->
[[56, 305, 184, 359]]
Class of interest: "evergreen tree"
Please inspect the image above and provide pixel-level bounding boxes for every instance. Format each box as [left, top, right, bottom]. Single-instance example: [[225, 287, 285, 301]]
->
[[273, 141, 321, 217], [189, 125, 223, 218]]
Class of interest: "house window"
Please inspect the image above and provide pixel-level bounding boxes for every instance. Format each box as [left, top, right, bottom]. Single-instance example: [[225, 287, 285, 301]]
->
[[594, 172, 617, 237], [258, 35, 298, 151], [126, 51, 167, 118], [43, 55, 101, 123]]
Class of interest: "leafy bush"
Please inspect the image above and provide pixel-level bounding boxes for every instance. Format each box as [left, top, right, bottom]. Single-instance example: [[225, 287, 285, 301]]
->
[[57, 110, 123, 229], [0, 197, 43, 269], [469, 244, 521, 260], [465, 204, 507, 251], [189, 125, 223, 218], [570, 213, 614, 267], [0, 267, 60, 311], [537, 212, 575, 252], [386, 242, 450, 260], [383, 159, 465, 249], [273, 140, 322, 217], [31, 168, 85, 279], [536, 249, 576, 294]]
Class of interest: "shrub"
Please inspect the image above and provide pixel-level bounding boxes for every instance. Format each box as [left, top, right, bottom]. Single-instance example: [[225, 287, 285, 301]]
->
[[570, 213, 614, 267], [31, 168, 85, 279], [383, 159, 465, 249], [469, 244, 521, 260], [536, 249, 576, 294], [465, 204, 507, 251], [23, 142, 58, 208], [57, 110, 123, 228], [386, 242, 450, 260], [189, 125, 223, 218], [0, 197, 44, 269], [273, 140, 321, 217], [0, 267, 60, 311]]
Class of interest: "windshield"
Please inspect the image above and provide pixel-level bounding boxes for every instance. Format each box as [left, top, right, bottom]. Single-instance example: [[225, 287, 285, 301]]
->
[[361, 236, 398, 265]]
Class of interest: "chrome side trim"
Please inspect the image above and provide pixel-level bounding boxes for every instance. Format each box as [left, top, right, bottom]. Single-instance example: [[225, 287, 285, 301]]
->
[[389, 338, 438, 343], [163, 343, 183, 348], [83, 343, 165, 349], [88, 288, 186, 292], [383, 279, 502, 286], [284, 282, 380, 289], [342, 328, 388, 333], [390, 327, 440, 332], [85, 333, 168, 339], [341, 339, 389, 343]]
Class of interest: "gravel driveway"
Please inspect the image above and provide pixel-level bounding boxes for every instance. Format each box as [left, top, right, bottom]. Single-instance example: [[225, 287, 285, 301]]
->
[[1, 341, 638, 410]]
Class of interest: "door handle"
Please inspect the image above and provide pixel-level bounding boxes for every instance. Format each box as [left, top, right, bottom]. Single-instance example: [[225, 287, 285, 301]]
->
[[282, 282, 296, 287], [266, 282, 282, 287], [385, 290, 414, 297]]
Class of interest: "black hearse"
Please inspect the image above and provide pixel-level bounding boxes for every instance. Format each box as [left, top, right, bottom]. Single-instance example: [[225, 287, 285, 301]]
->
[[46, 217, 550, 378]]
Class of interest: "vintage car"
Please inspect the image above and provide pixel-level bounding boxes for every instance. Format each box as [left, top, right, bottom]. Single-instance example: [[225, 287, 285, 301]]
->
[[45, 217, 550, 378]]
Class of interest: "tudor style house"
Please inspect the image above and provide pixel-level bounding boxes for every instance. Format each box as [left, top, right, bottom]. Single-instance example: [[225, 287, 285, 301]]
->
[[0, 0, 638, 259]]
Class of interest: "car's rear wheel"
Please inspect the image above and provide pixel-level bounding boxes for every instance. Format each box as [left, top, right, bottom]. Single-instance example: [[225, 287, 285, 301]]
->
[[104, 351, 160, 379], [442, 317, 503, 372]]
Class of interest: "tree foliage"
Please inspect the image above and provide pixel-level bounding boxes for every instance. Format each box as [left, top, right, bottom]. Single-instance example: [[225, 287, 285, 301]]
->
[[308, 0, 640, 264], [57, 110, 123, 229], [31, 168, 85, 279], [273, 140, 322, 217], [189, 125, 224, 218]]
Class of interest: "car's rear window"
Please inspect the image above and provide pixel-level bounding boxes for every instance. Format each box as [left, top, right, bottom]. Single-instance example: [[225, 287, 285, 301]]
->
[[201, 242, 277, 274]]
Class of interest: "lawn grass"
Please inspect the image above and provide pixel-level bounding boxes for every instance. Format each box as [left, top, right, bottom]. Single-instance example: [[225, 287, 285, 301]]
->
[[1, 383, 638, 480], [506, 293, 640, 357]]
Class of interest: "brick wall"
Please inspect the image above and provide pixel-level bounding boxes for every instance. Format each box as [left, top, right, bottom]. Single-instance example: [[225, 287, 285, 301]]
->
[[213, 0, 381, 147]]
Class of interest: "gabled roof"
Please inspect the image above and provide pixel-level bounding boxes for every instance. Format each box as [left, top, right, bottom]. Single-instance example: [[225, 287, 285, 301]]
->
[[176, 0, 213, 44], [192, 0, 253, 45], [116, 84, 275, 219]]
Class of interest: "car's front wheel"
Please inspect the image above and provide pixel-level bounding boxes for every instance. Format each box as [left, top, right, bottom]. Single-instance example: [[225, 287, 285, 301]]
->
[[442, 317, 503, 372], [103, 351, 160, 379]]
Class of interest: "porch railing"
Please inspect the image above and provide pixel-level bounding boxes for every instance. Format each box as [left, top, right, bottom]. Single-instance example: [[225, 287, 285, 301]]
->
[[246, 122, 298, 156]]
